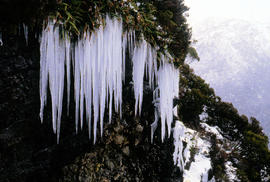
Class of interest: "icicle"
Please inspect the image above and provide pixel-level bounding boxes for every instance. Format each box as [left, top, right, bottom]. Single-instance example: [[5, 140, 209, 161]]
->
[[65, 36, 71, 115], [40, 15, 126, 143], [74, 41, 81, 134], [122, 32, 127, 83], [79, 39, 85, 131], [40, 14, 178, 144], [39, 22, 49, 124], [132, 40, 158, 116], [173, 121, 186, 171], [92, 30, 100, 144], [56, 34, 66, 144], [146, 45, 158, 89], [127, 31, 135, 57], [132, 40, 147, 116], [84, 31, 92, 139], [151, 87, 160, 143], [39, 20, 66, 143], [23, 24, 28, 45], [152, 57, 179, 142], [0, 32, 3, 46]]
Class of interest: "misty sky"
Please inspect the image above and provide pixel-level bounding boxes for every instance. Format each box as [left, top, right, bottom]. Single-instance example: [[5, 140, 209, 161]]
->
[[185, 0, 270, 23]]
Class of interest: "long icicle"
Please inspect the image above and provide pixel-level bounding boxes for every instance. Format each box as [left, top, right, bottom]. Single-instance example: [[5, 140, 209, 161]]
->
[[39, 15, 178, 144]]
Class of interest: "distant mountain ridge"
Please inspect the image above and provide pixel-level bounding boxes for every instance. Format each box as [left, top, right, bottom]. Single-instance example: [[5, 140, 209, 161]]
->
[[190, 18, 270, 139]]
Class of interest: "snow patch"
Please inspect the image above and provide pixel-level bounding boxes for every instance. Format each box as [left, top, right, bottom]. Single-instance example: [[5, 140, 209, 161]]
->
[[173, 121, 212, 182], [200, 122, 223, 140], [225, 161, 240, 182]]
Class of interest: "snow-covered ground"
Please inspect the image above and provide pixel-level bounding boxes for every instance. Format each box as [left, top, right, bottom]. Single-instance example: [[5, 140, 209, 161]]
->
[[173, 121, 239, 182], [173, 121, 212, 182], [188, 18, 270, 144]]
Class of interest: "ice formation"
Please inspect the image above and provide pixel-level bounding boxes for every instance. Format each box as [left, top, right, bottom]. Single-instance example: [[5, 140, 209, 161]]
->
[[153, 58, 179, 142], [39, 20, 68, 143], [39, 15, 179, 144], [173, 121, 186, 171], [0, 32, 3, 46], [132, 40, 157, 116], [23, 24, 28, 45]]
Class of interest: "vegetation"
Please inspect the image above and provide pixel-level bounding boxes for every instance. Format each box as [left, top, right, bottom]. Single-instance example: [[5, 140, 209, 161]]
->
[[0, 0, 191, 66], [48, 0, 191, 65]]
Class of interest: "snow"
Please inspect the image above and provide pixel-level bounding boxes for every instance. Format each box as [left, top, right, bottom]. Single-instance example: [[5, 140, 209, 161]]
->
[[39, 15, 179, 143], [261, 167, 270, 182], [184, 137, 211, 182], [199, 112, 208, 122], [199, 106, 208, 122], [173, 121, 213, 182], [173, 120, 240, 182], [225, 161, 240, 182], [200, 122, 223, 140]]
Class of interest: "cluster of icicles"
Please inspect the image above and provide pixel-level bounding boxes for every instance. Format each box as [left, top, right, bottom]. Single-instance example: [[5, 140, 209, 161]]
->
[[40, 15, 179, 143]]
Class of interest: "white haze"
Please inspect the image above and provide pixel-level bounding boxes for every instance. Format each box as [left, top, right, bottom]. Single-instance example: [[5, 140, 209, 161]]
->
[[185, 0, 270, 141], [186, 0, 270, 24]]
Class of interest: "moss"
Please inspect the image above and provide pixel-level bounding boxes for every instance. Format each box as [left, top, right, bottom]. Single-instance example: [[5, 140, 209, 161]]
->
[[47, 0, 190, 66], [0, 0, 191, 66]]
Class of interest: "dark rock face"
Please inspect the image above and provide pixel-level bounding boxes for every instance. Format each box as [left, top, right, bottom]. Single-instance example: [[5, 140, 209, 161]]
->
[[0, 31, 181, 181], [60, 120, 182, 182]]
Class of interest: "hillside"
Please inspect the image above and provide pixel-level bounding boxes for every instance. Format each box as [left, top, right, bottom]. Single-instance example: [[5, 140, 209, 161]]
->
[[189, 18, 270, 140]]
